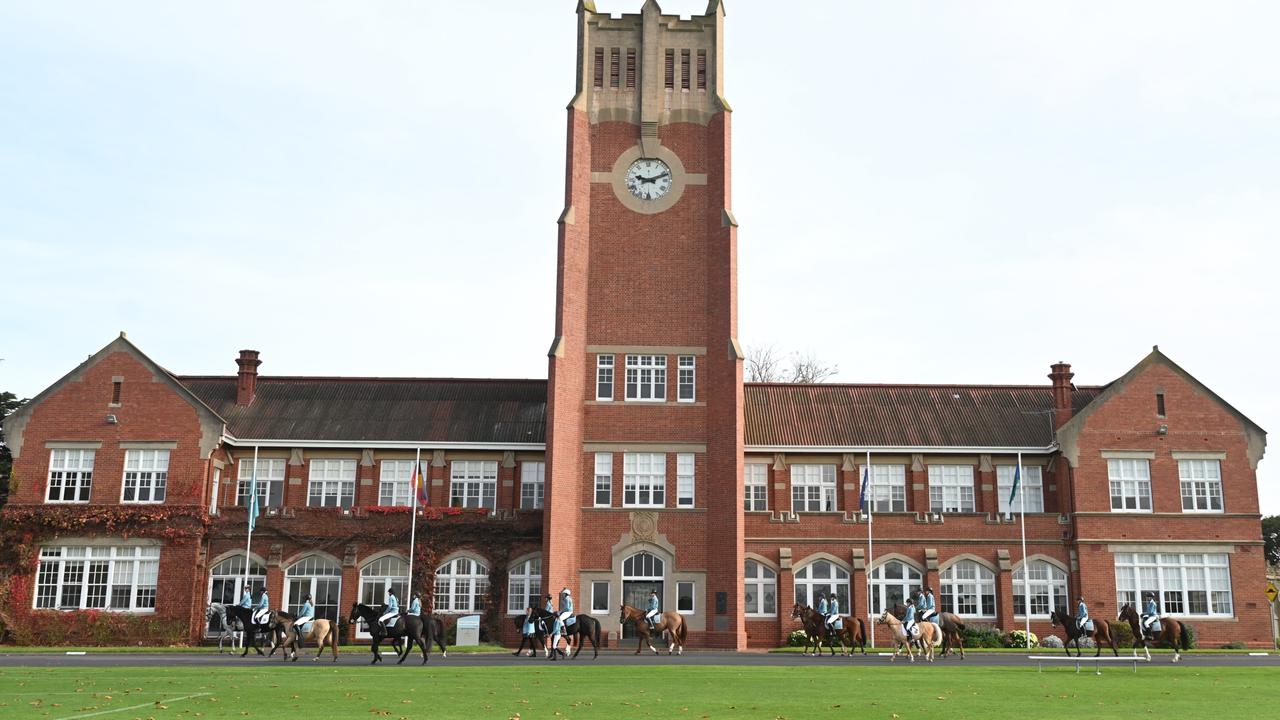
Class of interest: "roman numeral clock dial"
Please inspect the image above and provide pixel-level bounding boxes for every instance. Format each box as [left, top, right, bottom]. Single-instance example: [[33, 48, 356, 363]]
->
[[625, 158, 673, 201]]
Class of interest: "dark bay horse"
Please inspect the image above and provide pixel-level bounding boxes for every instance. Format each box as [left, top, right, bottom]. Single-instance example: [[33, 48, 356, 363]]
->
[[1119, 604, 1189, 662], [893, 603, 965, 659], [1050, 608, 1118, 657], [790, 604, 866, 656], [349, 603, 433, 665], [513, 607, 552, 658], [225, 604, 276, 657], [529, 606, 601, 659], [619, 604, 686, 655]]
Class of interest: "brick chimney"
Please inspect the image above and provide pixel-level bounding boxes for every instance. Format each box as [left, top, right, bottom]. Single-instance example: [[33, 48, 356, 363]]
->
[[1049, 361, 1074, 429], [236, 350, 261, 407]]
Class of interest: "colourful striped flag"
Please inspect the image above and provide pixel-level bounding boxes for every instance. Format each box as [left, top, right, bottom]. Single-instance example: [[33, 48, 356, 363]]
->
[[413, 461, 430, 507]]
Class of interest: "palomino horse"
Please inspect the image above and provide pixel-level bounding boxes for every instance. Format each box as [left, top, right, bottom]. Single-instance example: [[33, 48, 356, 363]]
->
[[789, 604, 867, 656], [619, 604, 687, 655], [878, 611, 937, 662], [1050, 608, 1118, 658], [1119, 604, 1190, 662], [348, 603, 434, 665], [527, 606, 602, 660], [270, 610, 339, 662], [206, 603, 242, 653], [893, 603, 965, 659]]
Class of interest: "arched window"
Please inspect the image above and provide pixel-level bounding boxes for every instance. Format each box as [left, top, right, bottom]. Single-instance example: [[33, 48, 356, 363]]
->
[[793, 559, 849, 611], [507, 556, 542, 614], [284, 555, 342, 623], [206, 555, 265, 636], [622, 552, 664, 580], [940, 560, 996, 617], [869, 560, 922, 616], [357, 555, 409, 638], [1014, 560, 1068, 618], [434, 557, 489, 614], [744, 560, 777, 617]]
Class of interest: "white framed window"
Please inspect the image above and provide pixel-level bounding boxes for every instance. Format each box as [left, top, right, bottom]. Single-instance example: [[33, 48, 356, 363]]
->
[[869, 560, 922, 615], [623, 552, 665, 581], [378, 460, 414, 507], [434, 556, 489, 614], [594, 453, 613, 507], [744, 560, 777, 617], [791, 464, 836, 512], [591, 581, 611, 614], [307, 459, 356, 508], [623, 452, 665, 507], [625, 354, 667, 401], [1013, 560, 1068, 618], [450, 460, 498, 510], [120, 449, 169, 504], [928, 465, 975, 513], [939, 561, 996, 617], [676, 453, 695, 507], [677, 581, 695, 614], [1115, 552, 1232, 616], [677, 356, 695, 402], [596, 354, 615, 401], [357, 556, 408, 638], [236, 458, 285, 508], [1108, 459, 1152, 512], [744, 463, 769, 512], [793, 560, 849, 610], [46, 449, 94, 503], [34, 545, 160, 612], [997, 465, 1044, 515], [284, 555, 342, 623], [860, 464, 906, 513], [507, 556, 542, 614], [1179, 460, 1223, 512], [206, 555, 265, 636], [520, 462, 546, 510]]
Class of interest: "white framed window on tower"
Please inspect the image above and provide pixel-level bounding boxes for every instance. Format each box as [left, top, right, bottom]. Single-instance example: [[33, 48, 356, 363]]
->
[[450, 460, 498, 510], [677, 356, 695, 402], [596, 354, 615, 401], [378, 460, 415, 507], [1108, 459, 1152, 512], [594, 453, 613, 507], [121, 449, 169, 504], [997, 465, 1044, 514], [237, 458, 285, 508], [928, 465, 975, 513], [744, 463, 769, 511], [623, 452, 665, 507], [520, 461, 545, 510], [790, 464, 836, 512], [860, 464, 906, 513], [307, 459, 356, 508], [1179, 459, 1223, 512], [676, 453, 695, 507], [625, 354, 666, 401], [46, 449, 95, 503]]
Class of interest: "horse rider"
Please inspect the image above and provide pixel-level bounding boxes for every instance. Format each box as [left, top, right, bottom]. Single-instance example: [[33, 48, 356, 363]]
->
[[902, 596, 918, 638], [815, 592, 829, 629], [542, 594, 555, 652], [253, 588, 271, 626], [1140, 592, 1161, 639], [239, 587, 253, 613], [379, 587, 400, 629], [408, 591, 423, 618], [1075, 595, 1090, 634], [825, 593, 841, 631], [293, 594, 315, 644], [645, 590, 661, 631], [550, 587, 574, 660], [918, 586, 937, 626]]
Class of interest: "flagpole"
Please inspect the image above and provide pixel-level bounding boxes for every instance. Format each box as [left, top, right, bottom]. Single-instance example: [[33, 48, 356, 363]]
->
[[865, 450, 875, 649], [408, 447, 421, 595], [1018, 451, 1031, 650], [242, 445, 259, 593]]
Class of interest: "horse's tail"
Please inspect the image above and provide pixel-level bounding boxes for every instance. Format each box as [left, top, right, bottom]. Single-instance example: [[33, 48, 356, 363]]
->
[[856, 617, 867, 644], [678, 617, 688, 645], [591, 616, 602, 648], [1179, 622, 1191, 651]]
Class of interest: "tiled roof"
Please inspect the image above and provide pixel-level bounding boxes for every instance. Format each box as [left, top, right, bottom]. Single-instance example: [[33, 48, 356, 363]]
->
[[743, 383, 1105, 448], [180, 377, 547, 445]]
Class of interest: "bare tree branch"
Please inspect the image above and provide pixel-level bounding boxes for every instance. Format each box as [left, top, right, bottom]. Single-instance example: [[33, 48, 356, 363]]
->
[[745, 344, 786, 382], [745, 345, 838, 384], [788, 351, 839, 384]]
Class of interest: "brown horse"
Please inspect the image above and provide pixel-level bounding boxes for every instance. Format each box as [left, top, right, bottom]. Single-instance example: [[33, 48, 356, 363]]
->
[[1049, 608, 1118, 657], [789, 604, 867, 656], [1119, 604, 1190, 662], [270, 611, 339, 662], [878, 611, 937, 662], [619, 604, 686, 655], [893, 603, 965, 659]]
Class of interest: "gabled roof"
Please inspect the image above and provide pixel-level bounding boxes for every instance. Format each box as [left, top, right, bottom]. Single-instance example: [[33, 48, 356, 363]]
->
[[743, 383, 1103, 450]]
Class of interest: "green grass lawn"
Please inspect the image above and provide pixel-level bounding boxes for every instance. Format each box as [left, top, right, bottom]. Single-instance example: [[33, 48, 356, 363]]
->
[[0, 643, 509, 655], [2, 665, 1277, 719]]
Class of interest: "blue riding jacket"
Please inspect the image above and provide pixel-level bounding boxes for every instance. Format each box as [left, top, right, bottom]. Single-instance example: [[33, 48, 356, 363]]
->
[[544, 599, 555, 614], [239, 591, 253, 609], [559, 594, 574, 615], [385, 594, 399, 613], [256, 592, 269, 611], [1143, 599, 1159, 617], [647, 596, 660, 613], [817, 598, 828, 615], [1076, 601, 1089, 622], [921, 593, 936, 612], [828, 598, 840, 616], [903, 604, 916, 624], [298, 601, 314, 630], [409, 597, 422, 616]]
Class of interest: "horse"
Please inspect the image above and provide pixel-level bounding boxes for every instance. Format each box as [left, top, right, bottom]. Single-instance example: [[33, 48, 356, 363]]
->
[[1119, 604, 1190, 662], [529, 606, 601, 659], [892, 603, 964, 659], [513, 608, 553, 658], [205, 602, 243, 653], [1049, 608, 1118, 658], [224, 603, 275, 657], [619, 604, 686, 656], [789, 604, 866, 656], [270, 609, 339, 662], [348, 603, 433, 665], [878, 611, 937, 662]]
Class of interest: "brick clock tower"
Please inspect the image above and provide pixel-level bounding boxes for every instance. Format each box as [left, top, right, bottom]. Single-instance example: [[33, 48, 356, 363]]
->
[[544, 1, 745, 649]]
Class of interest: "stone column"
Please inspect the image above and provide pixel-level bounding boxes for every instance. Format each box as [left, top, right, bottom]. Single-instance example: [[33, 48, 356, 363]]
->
[[997, 548, 1015, 632], [776, 547, 794, 646]]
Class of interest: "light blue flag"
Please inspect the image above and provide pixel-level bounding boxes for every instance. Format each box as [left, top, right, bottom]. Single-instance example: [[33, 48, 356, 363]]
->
[[248, 464, 260, 533]]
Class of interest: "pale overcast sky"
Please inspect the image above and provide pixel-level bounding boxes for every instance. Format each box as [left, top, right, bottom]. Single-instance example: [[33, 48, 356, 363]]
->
[[2, 1, 1277, 512]]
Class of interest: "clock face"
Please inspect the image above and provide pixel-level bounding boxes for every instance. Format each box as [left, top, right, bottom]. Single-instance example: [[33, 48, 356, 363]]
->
[[624, 158, 673, 201]]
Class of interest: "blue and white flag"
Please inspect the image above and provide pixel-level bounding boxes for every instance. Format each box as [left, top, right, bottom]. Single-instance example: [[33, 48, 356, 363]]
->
[[1007, 464, 1021, 509]]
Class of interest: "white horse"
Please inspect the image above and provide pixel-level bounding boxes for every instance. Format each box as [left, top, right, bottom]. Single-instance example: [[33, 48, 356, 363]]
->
[[206, 602, 243, 653]]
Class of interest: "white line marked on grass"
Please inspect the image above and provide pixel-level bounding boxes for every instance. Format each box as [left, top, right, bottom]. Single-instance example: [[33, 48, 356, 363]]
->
[[53, 692, 210, 720], [1247, 652, 1269, 656], [65, 652, 87, 655]]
